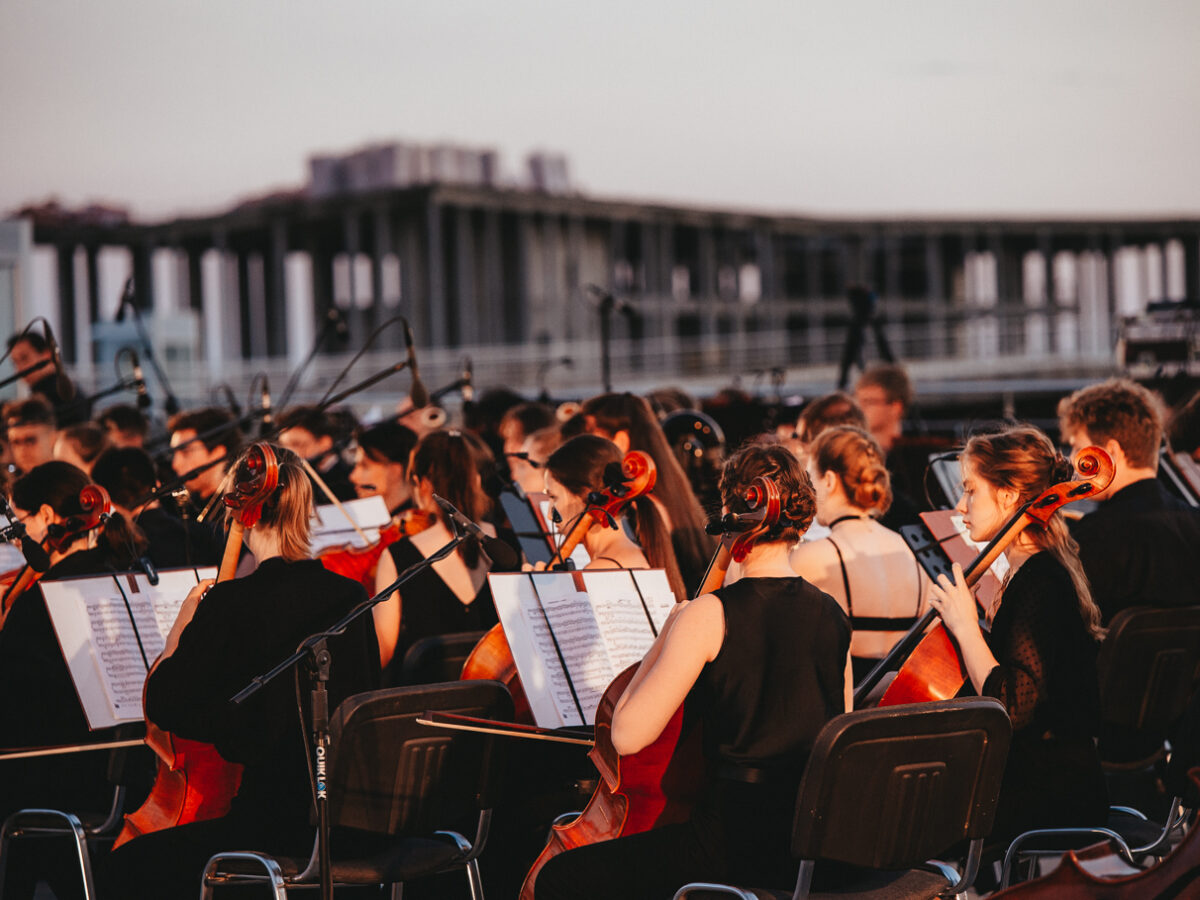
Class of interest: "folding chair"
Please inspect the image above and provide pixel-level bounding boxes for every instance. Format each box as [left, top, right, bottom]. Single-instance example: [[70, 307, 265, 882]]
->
[[999, 605, 1200, 888], [201, 679, 511, 900], [398, 630, 487, 686], [673, 697, 1012, 899], [0, 731, 152, 900]]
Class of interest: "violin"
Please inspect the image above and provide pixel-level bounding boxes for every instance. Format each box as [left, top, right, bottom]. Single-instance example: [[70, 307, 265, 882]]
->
[[0, 485, 111, 629], [460, 451, 657, 723], [317, 508, 434, 593], [859, 446, 1115, 709], [519, 475, 782, 899], [114, 443, 280, 848]]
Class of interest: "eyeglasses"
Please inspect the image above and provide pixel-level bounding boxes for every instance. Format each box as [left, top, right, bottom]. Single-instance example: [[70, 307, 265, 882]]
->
[[505, 451, 544, 469]]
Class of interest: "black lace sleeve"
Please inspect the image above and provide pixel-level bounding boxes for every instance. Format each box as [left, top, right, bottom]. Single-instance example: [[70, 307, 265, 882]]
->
[[981, 557, 1077, 732]]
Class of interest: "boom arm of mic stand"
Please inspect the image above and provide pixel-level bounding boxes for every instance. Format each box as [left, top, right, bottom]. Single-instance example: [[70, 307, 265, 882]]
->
[[315, 360, 410, 410]]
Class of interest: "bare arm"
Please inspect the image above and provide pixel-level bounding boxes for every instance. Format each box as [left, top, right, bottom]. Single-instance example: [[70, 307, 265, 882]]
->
[[372, 550, 401, 669], [610, 593, 724, 756]]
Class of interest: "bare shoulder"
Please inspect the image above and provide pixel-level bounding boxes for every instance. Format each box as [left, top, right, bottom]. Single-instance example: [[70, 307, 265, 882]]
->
[[790, 537, 836, 569]]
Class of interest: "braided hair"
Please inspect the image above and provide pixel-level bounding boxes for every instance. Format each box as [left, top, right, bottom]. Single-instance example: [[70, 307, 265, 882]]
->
[[718, 441, 815, 545]]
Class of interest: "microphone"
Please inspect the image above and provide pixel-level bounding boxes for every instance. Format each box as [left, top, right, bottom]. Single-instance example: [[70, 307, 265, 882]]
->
[[43, 321, 75, 401], [433, 494, 520, 570], [404, 320, 430, 408], [129, 349, 152, 410], [260, 375, 272, 429], [0, 496, 50, 573], [461, 356, 474, 404]]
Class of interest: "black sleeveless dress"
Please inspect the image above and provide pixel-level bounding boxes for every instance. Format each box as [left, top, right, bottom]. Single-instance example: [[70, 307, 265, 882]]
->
[[535, 575, 850, 900]]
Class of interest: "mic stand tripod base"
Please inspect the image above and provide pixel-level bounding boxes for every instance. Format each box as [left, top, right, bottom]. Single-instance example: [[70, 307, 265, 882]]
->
[[306, 638, 334, 900]]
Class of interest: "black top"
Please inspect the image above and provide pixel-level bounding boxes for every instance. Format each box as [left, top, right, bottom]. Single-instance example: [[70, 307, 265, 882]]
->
[[31, 370, 90, 427], [0, 549, 126, 817], [145, 558, 380, 830], [382, 536, 505, 684], [312, 457, 357, 502], [981, 551, 1107, 837], [694, 576, 849, 776], [135, 507, 224, 569], [1070, 478, 1200, 624]]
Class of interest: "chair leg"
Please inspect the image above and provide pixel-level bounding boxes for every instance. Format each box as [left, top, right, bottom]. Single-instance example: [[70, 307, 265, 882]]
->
[[0, 810, 97, 900], [389, 881, 404, 900], [200, 852, 289, 900], [464, 857, 485, 900]]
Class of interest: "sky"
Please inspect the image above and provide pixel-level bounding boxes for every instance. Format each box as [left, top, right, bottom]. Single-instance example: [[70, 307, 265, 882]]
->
[[2, 0, 1199, 223]]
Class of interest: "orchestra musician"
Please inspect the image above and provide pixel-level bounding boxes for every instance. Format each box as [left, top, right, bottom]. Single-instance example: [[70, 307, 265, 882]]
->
[[790, 425, 930, 686], [276, 404, 357, 501], [102, 444, 380, 899], [926, 425, 1108, 841], [0, 461, 142, 900], [372, 430, 519, 683], [97, 403, 150, 449], [348, 419, 418, 515], [3, 397, 57, 477], [52, 421, 111, 476], [6, 331, 89, 427], [572, 392, 714, 595], [1057, 378, 1200, 624], [166, 407, 243, 518], [542, 433, 687, 602], [534, 442, 850, 900], [91, 446, 224, 568]]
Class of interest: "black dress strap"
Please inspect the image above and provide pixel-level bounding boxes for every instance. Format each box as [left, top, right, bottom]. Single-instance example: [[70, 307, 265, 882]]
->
[[827, 538, 853, 617]]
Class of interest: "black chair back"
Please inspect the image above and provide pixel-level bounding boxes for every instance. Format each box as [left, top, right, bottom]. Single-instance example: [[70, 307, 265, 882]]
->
[[325, 680, 511, 837], [1098, 606, 1200, 734], [399, 631, 488, 685], [791, 698, 1011, 869]]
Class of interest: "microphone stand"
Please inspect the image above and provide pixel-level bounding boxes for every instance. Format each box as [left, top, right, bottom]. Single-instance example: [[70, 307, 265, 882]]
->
[[0, 360, 54, 391], [119, 289, 181, 415], [228, 525, 470, 900], [278, 310, 347, 411]]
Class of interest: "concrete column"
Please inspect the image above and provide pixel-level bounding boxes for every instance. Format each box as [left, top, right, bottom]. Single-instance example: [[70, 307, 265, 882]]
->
[[1185, 232, 1200, 304], [85, 245, 101, 324], [803, 236, 826, 362], [425, 200, 447, 347], [455, 206, 478, 345], [342, 210, 369, 349], [307, 237, 336, 354], [267, 220, 289, 357], [659, 223, 677, 348], [132, 242, 155, 316], [53, 244, 78, 364], [562, 214, 584, 342], [1160, 238, 1171, 303], [697, 227, 717, 300], [541, 213, 565, 344], [397, 210, 427, 345], [481, 208, 504, 345], [186, 246, 204, 314], [370, 204, 394, 337], [924, 233, 949, 359]]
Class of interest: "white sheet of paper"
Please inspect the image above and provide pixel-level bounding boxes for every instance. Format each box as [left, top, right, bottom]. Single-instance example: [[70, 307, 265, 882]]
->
[[42, 567, 218, 730], [310, 495, 391, 553]]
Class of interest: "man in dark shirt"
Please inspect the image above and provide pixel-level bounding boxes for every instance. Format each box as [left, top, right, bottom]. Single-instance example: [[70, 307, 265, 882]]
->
[[1058, 378, 1200, 625], [6, 332, 89, 427], [276, 405, 357, 502]]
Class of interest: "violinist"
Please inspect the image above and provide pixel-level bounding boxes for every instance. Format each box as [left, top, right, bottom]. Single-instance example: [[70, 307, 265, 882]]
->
[[372, 430, 519, 682], [573, 392, 713, 595], [542, 434, 686, 602], [3, 397, 57, 477], [348, 419, 418, 515], [790, 425, 930, 684], [276, 404, 357, 501], [166, 407, 243, 518], [534, 442, 850, 900], [103, 444, 380, 899], [91, 447, 224, 569], [926, 425, 1108, 841], [0, 462, 139, 900]]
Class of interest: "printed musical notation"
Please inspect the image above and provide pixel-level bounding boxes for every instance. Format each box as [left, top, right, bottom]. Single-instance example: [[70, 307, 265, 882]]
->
[[490, 568, 676, 729]]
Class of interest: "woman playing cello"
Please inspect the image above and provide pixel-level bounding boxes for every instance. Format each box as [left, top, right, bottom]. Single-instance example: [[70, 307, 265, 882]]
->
[[534, 441, 850, 900], [103, 444, 380, 899], [542, 434, 686, 601], [926, 424, 1107, 841]]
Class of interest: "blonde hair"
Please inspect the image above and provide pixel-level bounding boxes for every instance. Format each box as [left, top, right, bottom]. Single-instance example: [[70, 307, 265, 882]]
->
[[809, 425, 892, 515], [225, 443, 312, 561], [963, 425, 1103, 640]]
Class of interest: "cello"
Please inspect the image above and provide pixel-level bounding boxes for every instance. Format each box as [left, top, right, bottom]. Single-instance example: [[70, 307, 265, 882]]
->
[[519, 475, 782, 899], [114, 443, 280, 848], [855, 444, 1114, 709], [460, 450, 658, 722]]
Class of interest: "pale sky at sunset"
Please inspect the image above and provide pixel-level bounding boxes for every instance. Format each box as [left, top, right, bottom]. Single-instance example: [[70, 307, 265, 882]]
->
[[3, 0, 1198, 222]]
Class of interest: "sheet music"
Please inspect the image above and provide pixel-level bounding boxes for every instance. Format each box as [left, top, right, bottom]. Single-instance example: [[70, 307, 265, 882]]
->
[[488, 569, 675, 729], [532, 573, 616, 723], [310, 496, 390, 553], [42, 566, 219, 731]]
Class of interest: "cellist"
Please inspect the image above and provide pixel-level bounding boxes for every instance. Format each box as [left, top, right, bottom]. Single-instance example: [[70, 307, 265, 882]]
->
[[534, 441, 849, 900], [926, 424, 1108, 843], [102, 444, 380, 900]]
